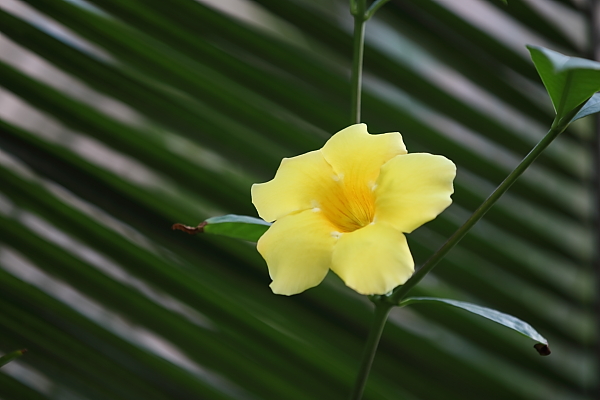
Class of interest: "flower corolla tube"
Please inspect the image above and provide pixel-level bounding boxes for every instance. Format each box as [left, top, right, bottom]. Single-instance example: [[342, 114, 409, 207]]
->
[[251, 124, 456, 295]]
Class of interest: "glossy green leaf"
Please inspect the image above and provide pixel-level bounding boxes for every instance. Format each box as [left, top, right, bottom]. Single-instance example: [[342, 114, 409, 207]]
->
[[527, 45, 600, 120], [399, 297, 550, 354], [204, 215, 271, 242], [0, 349, 26, 368], [570, 93, 600, 123]]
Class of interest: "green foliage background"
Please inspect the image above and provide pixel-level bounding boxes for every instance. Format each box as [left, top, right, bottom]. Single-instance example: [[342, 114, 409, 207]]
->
[[0, 0, 597, 399]]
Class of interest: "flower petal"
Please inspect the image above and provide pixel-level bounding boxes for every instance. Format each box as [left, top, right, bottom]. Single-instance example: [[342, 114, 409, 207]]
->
[[321, 124, 407, 186], [375, 153, 456, 233], [257, 209, 337, 295], [330, 222, 413, 295], [251, 150, 335, 222]]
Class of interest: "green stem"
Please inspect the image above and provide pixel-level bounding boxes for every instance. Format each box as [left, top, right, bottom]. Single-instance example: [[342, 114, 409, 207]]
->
[[350, 0, 366, 124], [348, 2, 396, 399], [349, 300, 393, 400], [389, 113, 575, 305]]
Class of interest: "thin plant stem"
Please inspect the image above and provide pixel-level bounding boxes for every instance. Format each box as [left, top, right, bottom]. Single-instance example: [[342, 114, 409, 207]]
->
[[348, 2, 392, 399], [0, 349, 26, 368], [346, 0, 578, 397], [350, 0, 366, 124], [365, 0, 391, 20], [348, 300, 393, 400], [389, 112, 577, 305]]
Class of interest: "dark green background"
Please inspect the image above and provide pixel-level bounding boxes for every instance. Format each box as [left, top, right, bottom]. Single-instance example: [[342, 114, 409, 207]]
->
[[0, 0, 596, 399]]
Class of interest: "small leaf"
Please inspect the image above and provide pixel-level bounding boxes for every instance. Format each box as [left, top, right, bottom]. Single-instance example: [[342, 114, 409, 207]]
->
[[527, 45, 600, 121], [570, 93, 600, 123], [173, 215, 271, 242], [399, 297, 550, 355], [0, 349, 27, 368], [204, 215, 271, 242]]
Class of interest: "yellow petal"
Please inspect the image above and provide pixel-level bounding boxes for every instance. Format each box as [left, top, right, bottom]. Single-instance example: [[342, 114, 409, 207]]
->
[[374, 153, 456, 233], [257, 209, 338, 295], [330, 222, 414, 295], [251, 150, 335, 222], [321, 124, 407, 187]]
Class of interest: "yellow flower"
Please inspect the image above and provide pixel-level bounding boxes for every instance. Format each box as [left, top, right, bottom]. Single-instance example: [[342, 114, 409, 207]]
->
[[251, 124, 456, 295]]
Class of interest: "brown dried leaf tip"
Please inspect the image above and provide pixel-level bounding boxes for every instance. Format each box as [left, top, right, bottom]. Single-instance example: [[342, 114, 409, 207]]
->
[[171, 222, 208, 235], [534, 343, 551, 356]]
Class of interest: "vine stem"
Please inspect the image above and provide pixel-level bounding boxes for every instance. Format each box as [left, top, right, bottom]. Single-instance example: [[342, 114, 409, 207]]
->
[[348, 301, 393, 400], [389, 111, 577, 305], [350, 0, 366, 124], [348, 2, 386, 399], [348, 1, 574, 399]]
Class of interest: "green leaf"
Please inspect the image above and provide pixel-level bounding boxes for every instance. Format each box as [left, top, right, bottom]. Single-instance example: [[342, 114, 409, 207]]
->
[[0, 349, 26, 368], [570, 92, 600, 123], [204, 215, 271, 242], [399, 297, 550, 355], [527, 45, 600, 120], [172, 215, 271, 241]]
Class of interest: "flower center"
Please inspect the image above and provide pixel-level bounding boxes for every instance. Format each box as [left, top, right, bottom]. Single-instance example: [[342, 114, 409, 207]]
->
[[319, 177, 375, 233]]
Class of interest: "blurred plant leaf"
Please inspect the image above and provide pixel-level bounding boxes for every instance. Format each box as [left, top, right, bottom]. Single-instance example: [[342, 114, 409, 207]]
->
[[0, 1, 594, 399]]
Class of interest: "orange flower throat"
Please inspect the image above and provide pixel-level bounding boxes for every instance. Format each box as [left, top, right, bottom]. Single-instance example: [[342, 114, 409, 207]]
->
[[319, 178, 375, 233]]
